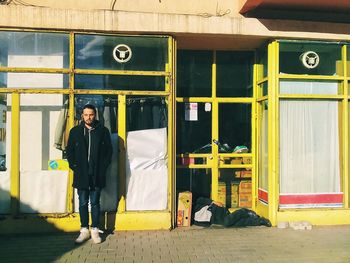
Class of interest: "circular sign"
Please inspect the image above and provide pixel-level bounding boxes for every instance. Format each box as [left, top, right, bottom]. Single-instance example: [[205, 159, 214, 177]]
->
[[300, 51, 320, 69], [113, 44, 132, 63]]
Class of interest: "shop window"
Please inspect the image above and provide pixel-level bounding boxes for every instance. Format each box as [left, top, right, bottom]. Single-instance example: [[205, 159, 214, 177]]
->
[[0, 31, 69, 89], [279, 99, 341, 208], [0, 31, 69, 69], [280, 80, 339, 95], [19, 94, 69, 213], [75, 35, 168, 71], [279, 41, 342, 76], [177, 50, 212, 97], [218, 103, 251, 153], [216, 51, 253, 97], [74, 74, 164, 91], [176, 102, 212, 154], [0, 94, 9, 213]]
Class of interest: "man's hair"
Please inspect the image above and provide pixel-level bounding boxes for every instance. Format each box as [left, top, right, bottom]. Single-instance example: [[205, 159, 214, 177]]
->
[[83, 104, 97, 114]]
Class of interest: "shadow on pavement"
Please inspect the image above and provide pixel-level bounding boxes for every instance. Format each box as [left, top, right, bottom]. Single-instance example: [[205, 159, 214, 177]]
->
[[0, 188, 115, 262]]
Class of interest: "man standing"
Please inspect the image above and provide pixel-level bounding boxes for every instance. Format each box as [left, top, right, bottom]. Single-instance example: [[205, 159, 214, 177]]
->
[[66, 104, 113, 244]]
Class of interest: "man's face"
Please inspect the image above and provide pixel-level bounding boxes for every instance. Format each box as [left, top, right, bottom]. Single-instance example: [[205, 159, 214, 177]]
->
[[82, 108, 96, 126]]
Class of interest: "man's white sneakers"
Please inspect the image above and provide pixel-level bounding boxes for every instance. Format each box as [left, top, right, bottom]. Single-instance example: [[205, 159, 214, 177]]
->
[[75, 227, 102, 244], [91, 228, 102, 244], [75, 227, 90, 244]]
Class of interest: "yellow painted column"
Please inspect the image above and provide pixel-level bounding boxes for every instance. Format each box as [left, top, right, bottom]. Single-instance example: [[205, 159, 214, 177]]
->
[[67, 32, 75, 213], [10, 92, 20, 216], [273, 42, 280, 223], [211, 51, 219, 201], [251, 62, 258, 211], [117, 95, 126, 213], [167, 37, 176, 228], [342, 45, 349, 208], [166, 39, 172, 216], [267, 41, 279, 226]]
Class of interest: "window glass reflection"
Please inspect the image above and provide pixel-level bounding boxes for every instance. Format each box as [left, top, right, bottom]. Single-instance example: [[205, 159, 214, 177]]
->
[[279, 41, 342, 76], [176, 102, 211, 154], [75, 34, 168, 71], [177, 50, 212, 97], [0, 31, 69, 68], [216, 51, 253, 97]]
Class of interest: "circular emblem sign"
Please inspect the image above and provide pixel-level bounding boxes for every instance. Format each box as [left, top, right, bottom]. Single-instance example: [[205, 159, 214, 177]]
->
[[300, 51, 320, 69], [113, 44, 132, 63]]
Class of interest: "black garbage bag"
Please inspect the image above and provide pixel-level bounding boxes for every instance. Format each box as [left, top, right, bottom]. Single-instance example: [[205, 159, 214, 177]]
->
[[193, 197, 271, 228], [223, 208, 271, 227]]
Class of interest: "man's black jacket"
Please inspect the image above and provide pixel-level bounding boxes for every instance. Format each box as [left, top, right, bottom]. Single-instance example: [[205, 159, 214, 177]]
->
[[66, 121, 113, 189]]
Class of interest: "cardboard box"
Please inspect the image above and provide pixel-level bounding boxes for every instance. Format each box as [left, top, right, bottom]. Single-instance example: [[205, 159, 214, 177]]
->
[[231, 195, 239, 207], [239, 192, 252, 208], [217, 183, 240, 208], [241, 170, 252, 178], [239, 200, 252, 208], [240, 170, 252, 178], [242, 157, 252, 165], [218, 182, 226, 206], [231, 184, 239, 194], [235, 170, 252, 178], [177, 191, 192, 227], [239, 181, 252, 193], [231, 158, 242, 165], [231, 184, 239, 207]]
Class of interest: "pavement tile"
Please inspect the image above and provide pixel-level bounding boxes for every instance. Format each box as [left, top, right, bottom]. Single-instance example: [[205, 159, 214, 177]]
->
[[2, 226, 350, 262]]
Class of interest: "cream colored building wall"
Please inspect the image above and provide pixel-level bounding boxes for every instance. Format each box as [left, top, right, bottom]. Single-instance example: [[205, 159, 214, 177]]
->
[[5, 0, 242, 18], [1, 2, 350, 49]]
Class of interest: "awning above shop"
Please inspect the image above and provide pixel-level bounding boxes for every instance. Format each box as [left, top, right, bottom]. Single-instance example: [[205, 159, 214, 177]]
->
[[240, 0, 350, 23]]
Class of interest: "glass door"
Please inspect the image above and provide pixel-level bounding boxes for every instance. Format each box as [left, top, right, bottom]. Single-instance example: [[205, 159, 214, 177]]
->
[[217, 102, 252, 210], [176, 50, 255, 212]]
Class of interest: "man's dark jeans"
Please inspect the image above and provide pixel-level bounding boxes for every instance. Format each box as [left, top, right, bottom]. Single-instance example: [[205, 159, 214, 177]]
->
[[78, 188, 101, 228]]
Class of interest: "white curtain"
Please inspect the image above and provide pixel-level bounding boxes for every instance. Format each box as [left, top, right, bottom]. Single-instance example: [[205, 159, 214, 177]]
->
[[279, 81, 340, 194]]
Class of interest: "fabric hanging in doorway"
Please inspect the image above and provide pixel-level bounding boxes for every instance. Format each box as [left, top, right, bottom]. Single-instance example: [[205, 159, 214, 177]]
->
[[125, 127, 168, 210], [126, 97, 167, 132]]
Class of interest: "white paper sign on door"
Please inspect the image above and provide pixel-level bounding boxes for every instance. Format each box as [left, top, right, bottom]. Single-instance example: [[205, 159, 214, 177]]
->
[[185, 102, 198, 121]]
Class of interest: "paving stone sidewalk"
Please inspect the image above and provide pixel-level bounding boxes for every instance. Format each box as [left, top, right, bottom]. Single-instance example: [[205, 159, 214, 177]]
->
[[1, 225, 350, 263]]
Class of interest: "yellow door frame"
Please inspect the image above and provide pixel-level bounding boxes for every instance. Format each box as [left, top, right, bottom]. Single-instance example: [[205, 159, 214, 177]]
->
[[115, 37, 176, 230], [176, 50, 256, 214], [262, 40, 350, 226]]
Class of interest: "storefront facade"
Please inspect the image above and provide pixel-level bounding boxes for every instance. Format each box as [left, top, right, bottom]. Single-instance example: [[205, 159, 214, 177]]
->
[[256, 40, 350, 225], [1, 1, 350, 233]]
